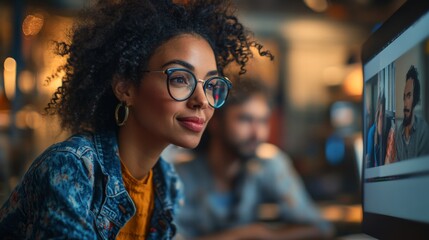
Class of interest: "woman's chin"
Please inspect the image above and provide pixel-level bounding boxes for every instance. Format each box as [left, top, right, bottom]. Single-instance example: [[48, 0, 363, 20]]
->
[[179, 143, 199, 149], [173, 138, 201, 149]]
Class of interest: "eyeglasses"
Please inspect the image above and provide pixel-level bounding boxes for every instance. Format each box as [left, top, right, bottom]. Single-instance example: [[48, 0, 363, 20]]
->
[[144, 68, 232, 108]]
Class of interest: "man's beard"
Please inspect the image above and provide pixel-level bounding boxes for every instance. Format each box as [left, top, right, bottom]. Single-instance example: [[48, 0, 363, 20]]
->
[[403, 108, 413, 127], [225, 138, 261, 161]]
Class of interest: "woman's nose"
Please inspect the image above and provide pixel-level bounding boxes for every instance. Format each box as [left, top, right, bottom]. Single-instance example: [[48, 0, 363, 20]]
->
[[187, 81, 209, 109]]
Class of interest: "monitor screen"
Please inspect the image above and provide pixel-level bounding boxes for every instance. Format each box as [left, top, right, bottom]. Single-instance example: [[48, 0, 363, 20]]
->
[[361, 0, 429, 238]]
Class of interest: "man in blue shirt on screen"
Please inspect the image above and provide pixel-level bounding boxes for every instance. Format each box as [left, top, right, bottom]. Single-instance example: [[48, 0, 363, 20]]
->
[[395, 65, 429, 161]]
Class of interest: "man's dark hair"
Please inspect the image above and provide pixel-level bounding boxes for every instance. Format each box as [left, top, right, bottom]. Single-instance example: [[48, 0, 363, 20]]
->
[[216, 77, 274, 117], [406, 65, 421, 108], [45, 0, 273, 134]]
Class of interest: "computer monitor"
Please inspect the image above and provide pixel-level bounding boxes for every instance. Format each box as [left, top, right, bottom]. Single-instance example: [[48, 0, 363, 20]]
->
[[361, 0, 429, 239]]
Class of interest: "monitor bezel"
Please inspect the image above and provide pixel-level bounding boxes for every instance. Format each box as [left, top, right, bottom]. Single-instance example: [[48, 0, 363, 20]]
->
[[361, 0, 429, 238], [361, 0, 429, 64]]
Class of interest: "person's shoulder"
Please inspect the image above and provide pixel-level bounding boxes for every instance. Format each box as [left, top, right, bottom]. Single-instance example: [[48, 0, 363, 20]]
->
[[368, 123, 376, 133], [415, 116, 429, 141], [172, 151, 206, 186], [256, 143, 292, 164], [158, 149, 199, 184], [416, 115, 429, 129], [28, 132, 98, 176], [250, 143, 295, 176], [48, 132, 95, 155], [173, 151, 199, 170]]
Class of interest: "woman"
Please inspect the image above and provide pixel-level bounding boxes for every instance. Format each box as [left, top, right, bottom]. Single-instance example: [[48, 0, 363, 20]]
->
[[0, 0, 272, 239]]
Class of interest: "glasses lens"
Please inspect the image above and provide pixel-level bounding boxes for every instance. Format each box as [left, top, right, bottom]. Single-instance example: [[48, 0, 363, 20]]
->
[[167, 70, 196, 101], [205, 77, 230, 108]]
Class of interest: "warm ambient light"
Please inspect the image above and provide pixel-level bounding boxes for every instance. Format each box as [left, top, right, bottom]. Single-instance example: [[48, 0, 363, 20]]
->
[[256, 143, 279, 159], [343, 65, 363, 97], [16, 108, 42, 129], [323, 66, 345, 86], [4, 57, 17, 100], [320, 204, 362, 223], [18, 70, 36, 94], [304, 0, 329, 12], [22, 14, 44, 36]]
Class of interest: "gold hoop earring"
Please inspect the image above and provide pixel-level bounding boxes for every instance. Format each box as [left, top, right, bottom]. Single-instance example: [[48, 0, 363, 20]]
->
[[115, 102, 129, 126]]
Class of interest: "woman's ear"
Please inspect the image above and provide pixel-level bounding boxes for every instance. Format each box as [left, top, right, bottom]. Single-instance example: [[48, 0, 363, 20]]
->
[[112, 77, 134, 104]]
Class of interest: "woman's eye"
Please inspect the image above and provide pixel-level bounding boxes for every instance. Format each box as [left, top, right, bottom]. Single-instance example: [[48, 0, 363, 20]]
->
[[170, 76, 190, 86], [206, 83, 215, 90]]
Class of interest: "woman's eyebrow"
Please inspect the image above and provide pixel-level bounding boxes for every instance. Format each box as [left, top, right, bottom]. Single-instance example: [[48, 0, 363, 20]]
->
[[161, 60, 219, 77], [161, 59, 194, 71], [206, 70, 219, 77]]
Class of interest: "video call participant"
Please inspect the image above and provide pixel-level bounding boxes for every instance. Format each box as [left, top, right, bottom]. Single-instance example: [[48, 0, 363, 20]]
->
[[366, 94, 388, 167], [395, 65, 429, 161]]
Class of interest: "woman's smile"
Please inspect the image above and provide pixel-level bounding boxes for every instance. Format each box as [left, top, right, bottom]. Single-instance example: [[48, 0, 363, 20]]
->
[[177, 116, 206, 132]]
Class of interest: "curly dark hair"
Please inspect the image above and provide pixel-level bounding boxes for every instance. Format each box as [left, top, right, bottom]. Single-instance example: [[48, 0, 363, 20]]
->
[[45, 0, 273, 134]]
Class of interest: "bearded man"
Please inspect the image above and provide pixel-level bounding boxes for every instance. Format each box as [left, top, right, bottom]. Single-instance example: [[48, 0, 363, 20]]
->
[[395, 65, 429, 160]]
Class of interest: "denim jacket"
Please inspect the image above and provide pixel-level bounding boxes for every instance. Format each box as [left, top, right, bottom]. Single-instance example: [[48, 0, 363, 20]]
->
[[0, 131, 183, 239]]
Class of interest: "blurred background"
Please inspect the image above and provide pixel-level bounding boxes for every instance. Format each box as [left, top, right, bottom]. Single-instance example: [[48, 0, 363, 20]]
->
[[0, 0, 406, 237]]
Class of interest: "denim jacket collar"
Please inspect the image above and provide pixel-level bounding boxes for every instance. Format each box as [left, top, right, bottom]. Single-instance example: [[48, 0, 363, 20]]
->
[[93, 131, 178, 238], [93, 131, 136, 228]]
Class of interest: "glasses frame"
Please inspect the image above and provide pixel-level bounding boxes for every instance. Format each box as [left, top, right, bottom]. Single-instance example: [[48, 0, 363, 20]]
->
[[143, 67, 232, 108]]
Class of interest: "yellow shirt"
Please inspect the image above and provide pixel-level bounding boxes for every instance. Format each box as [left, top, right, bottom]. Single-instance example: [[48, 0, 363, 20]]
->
[[117, 162, 154, 240]]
